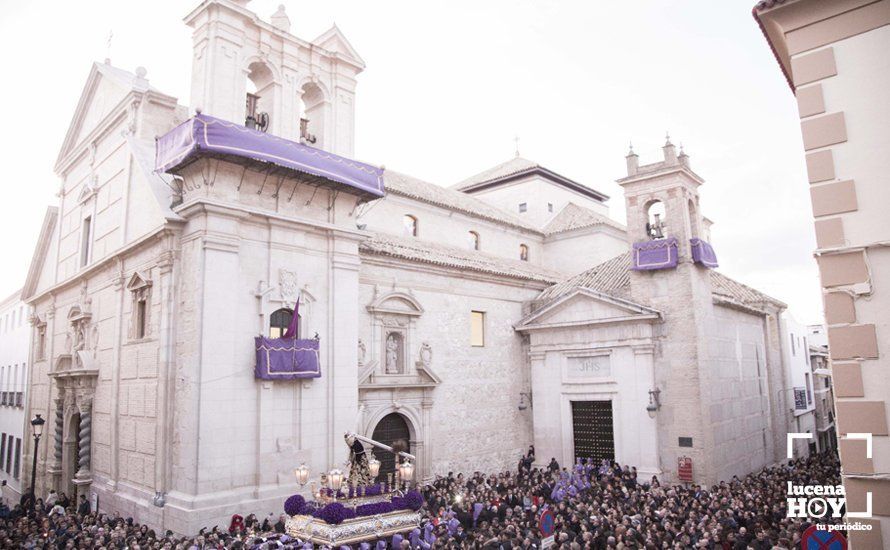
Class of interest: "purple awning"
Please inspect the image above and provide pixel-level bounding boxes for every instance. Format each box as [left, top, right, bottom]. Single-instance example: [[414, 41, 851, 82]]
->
[[690, 238, 719, 268], [632, 237, 679, 271], [155, 114, 384, 199], [255, 337, 321, 380]]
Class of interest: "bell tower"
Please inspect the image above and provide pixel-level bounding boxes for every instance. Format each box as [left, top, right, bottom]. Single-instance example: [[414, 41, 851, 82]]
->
[[617, 136, 720, 485], [184, 0, 365, 157], [621, 136, 704, 259]]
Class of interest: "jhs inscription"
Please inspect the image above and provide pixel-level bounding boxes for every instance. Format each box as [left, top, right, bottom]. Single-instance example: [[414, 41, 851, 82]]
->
[[566, 356, 610, 378]]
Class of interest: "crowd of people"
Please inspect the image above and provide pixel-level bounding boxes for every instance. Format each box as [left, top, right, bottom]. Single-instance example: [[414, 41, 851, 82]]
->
[[0, 497, 292, 550], [0, 448, 842, 549], [421, 447, 843, 549]]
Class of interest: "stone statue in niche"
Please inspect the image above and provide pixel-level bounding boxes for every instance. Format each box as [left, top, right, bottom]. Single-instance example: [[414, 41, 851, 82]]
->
[[357, 339, 366, 367], [385, 332, 401, 374]]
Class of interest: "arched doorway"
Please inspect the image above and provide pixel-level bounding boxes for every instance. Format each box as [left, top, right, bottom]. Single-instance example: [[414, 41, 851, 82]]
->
[[371, 413, 410, 482]]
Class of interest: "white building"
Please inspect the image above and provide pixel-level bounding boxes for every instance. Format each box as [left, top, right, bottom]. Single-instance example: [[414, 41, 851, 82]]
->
[[0, 290, 31, 503], [20, 0, 800, 534], [808, 324, 836, 453], [781, 313, 817, 458]]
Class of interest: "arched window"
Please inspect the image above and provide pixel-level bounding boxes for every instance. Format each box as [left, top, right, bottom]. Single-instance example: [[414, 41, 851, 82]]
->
[[645, 200, 667, 240], [468, 231, 480, 250], [269, 307, 300, 338], [688, 198, 699, 239], [245, 61, 274, 131], [519, 244, 529, 261], [403, 215, 418, 237], [299, 82, 325, 146]]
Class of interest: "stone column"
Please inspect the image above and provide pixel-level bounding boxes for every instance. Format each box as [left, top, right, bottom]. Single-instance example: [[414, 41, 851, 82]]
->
[[633, 344, 662, 479], [49, 395, 64, 489], [76, 401, 92, 479], [420, 397, 434, 482]]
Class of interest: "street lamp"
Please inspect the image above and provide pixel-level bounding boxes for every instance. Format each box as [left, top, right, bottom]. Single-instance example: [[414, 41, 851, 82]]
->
[[29, 414, 46, 509], [646, 388, 661, 418]]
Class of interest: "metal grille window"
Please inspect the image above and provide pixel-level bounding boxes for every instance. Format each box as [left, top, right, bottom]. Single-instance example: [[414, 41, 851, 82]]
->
[[571, 401, 614, 463], [371, 413, 411, 482]]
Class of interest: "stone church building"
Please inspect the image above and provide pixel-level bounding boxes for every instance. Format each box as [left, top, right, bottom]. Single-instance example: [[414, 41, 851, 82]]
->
[[22, 0, 793, 534]]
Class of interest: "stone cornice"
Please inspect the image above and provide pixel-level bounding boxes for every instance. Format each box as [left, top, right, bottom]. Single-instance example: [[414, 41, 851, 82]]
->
[[174, 197, 369, 242], [25, 223, 182, 305]]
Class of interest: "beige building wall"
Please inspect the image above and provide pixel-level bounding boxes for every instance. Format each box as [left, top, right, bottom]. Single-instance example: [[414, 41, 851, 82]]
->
[[755, 0, 890, 546]]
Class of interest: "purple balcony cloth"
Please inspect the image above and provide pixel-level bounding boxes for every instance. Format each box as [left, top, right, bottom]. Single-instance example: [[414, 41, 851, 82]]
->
[[156, 114, 384, 199]]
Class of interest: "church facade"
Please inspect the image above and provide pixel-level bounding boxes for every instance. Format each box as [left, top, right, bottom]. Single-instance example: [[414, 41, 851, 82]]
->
[[22, 0, 794, 534]]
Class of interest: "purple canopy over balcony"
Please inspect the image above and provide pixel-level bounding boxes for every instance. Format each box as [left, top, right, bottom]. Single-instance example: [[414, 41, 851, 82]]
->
[[632, 237, 679, 271], [690, 238, 719, 268], [155, 114, 385, 199]]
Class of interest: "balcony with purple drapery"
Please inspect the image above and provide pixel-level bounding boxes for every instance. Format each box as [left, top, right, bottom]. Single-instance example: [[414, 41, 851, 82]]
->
[[255, 300, 321, 380], [689, 238, 719, 268], [631, 237, 679, 271]]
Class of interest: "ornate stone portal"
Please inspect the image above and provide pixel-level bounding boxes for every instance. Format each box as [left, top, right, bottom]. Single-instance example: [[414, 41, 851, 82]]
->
[[48, 301, 99, 500]]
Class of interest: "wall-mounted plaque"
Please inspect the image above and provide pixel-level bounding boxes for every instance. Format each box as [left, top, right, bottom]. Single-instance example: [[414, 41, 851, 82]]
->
[[566, 355, 611, 379]]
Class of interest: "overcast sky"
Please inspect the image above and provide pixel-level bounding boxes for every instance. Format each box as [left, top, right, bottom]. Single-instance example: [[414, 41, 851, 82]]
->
[[0, 0, 823, 323]]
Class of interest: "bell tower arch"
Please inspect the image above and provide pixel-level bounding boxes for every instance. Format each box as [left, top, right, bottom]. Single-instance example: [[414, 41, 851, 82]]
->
[[184, 0, 365, 156]]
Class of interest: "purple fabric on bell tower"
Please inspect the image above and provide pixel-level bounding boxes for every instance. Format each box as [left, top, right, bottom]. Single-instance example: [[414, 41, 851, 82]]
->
[[631, 236, 679, 271], [155, 114, 385, 199], [689, 238, 719, 268]]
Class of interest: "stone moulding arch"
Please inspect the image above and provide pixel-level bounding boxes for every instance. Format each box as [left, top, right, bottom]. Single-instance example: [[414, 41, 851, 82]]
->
[[366, 291, 424, 317], [362, 405, 421, 445]]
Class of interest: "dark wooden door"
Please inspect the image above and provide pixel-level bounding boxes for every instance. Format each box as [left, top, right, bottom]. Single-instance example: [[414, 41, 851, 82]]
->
[[571, 401, 614, 463], [371, 413, 410, 482]]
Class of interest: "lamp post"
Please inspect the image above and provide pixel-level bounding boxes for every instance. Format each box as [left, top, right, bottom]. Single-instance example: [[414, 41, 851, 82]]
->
[[29, 414, 46, 509]]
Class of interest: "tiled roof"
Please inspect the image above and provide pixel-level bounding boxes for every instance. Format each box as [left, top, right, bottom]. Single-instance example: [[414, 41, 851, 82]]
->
[[383, 170, 540, 233], [543, 202, 626, 235], [537, 252, 785, 310], [710, 271, 786, 309], [538, 253, 632, 301], [360, 232, 564, 284], [452, 156, 539, 190]]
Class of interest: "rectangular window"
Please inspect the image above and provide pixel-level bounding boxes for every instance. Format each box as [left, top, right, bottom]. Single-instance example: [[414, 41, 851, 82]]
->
[[80, 216, 93, 267], [136, 299, 147, 339], [4, 434, 10, 473], [805, 373, 812, 404], [790, 333, 796, 356], [518, 203, 527, 213], [13, 438, 20, 479], [548, 203, 553, 213], [37, 326, 46, 360], [470, 311, 485, 347], [0, 433, 5, 470]]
